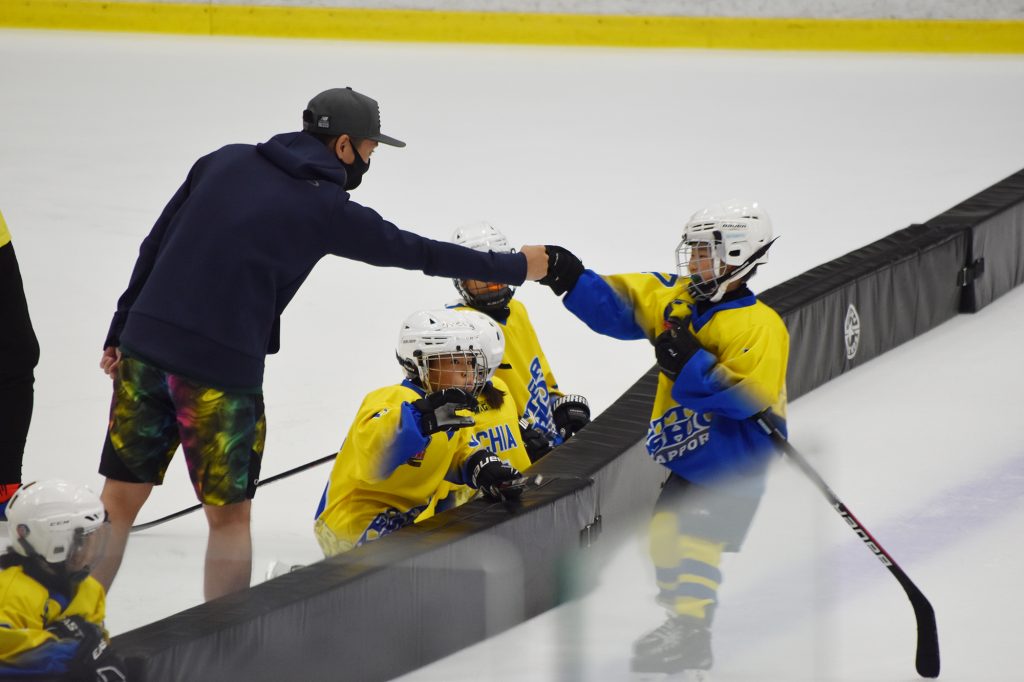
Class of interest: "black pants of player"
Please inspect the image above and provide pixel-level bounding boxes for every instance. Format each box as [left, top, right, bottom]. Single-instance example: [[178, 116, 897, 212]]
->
[[0, 242, 39, 484]]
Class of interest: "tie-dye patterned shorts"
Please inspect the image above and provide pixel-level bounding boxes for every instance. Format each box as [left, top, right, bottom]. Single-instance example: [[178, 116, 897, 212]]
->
[[100, 354, 266, 506]]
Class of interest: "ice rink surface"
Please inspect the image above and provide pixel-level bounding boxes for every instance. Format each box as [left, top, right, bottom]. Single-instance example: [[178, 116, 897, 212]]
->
[[2, 28, 1023, 681]]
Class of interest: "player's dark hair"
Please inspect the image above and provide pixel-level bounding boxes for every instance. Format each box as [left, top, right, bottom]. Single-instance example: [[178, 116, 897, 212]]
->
[[481, 383, 505, 410], [0, 547, 22, 570], [0, 547, 76, 597]]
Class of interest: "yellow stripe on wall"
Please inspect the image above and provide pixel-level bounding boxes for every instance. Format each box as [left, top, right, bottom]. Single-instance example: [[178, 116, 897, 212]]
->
[[2, 0, 1024, 53]]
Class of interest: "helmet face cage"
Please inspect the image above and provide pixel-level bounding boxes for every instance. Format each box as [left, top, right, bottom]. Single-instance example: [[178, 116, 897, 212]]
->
[[676, 228, 726, 300], [455, 279, 515, 313], [66, 523, 110, 574], [419, 348, 489, 396]]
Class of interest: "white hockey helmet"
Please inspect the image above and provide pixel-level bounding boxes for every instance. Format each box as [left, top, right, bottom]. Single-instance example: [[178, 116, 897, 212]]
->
[[451, 221, 516, 312], [676, 200, 775, 302], [461, 310, 506, 382], [6, 480, 108, 573], [452, 221, 512, 253], [396, 309, 490, 396]]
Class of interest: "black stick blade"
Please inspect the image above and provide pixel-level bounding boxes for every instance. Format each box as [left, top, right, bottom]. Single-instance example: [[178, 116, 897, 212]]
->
[[891, 558, 940, 678], [911, 591, 940, 678]]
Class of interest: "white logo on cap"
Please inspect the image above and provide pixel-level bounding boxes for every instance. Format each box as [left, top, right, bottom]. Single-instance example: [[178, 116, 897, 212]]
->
[[317, 115, 330, 129]]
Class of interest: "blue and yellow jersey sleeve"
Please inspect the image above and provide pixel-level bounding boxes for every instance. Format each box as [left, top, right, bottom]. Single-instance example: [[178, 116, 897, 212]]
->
[[0, 210, 11, 248], [0, 568, 107, 676], [564, 270, 693, 342], [344, 386, 431, 485]]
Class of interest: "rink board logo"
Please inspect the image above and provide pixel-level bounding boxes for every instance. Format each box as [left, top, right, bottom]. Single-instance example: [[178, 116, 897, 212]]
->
[[844, 303, 861, 360], [646, 407, 712, 464]]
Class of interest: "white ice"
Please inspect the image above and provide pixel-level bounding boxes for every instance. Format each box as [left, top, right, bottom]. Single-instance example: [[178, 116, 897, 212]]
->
[[1, 28, 1023, 681]]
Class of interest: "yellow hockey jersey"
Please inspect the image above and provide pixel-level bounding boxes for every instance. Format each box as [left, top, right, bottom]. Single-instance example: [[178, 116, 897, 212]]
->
[[0, 565, 108, 676], [416, 376, 531, 522], [451, 299, 565, 442], [564, 270, 788, 495], [315, 380, 481, 547]]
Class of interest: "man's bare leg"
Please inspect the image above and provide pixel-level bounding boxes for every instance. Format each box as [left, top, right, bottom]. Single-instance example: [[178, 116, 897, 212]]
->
[[92, 478, 154, 592], [203, 500, 252, 601]]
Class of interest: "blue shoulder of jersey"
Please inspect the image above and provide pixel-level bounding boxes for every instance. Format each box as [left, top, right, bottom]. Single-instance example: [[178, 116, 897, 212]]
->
[[564, 270, 646, 340]]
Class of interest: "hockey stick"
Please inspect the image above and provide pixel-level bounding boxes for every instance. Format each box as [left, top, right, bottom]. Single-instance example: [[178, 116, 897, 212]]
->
[[130, 452, 336, 533], [754, 411, 940, 678]]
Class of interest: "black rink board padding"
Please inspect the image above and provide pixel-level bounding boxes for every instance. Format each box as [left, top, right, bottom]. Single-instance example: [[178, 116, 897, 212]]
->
[[921, 168, 1024, 312], [112, 167, 1024, 681]]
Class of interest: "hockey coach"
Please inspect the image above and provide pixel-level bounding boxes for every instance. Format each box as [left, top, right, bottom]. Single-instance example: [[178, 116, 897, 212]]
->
[[91, 87, 549, 602]]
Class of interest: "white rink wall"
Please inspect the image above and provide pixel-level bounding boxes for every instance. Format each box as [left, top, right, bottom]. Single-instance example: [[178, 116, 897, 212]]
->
[[119, 0, 1024, 20]]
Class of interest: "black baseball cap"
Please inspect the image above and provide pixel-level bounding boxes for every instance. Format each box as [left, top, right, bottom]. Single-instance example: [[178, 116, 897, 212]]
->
[[302, 87, 406, 148]]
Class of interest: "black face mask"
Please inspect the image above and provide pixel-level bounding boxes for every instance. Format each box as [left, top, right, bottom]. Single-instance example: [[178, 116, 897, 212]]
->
[[341, 148, 370, 190]]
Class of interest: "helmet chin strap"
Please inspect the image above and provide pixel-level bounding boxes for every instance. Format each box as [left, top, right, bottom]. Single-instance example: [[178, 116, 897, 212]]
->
[[16, 535, 39, 560], [16, 535, 83, 591]]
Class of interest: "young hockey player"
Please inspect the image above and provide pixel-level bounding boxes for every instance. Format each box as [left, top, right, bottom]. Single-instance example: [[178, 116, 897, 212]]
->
[[450, 222, 591, 462], [314, 308, 530, 556], [0, 479, 126, 681], [416, 310, 532, 521], [538, 201, 789, 678]]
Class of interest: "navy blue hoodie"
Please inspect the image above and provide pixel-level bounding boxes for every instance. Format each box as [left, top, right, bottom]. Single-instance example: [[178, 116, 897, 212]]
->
[[105, 132, 527, 390]]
